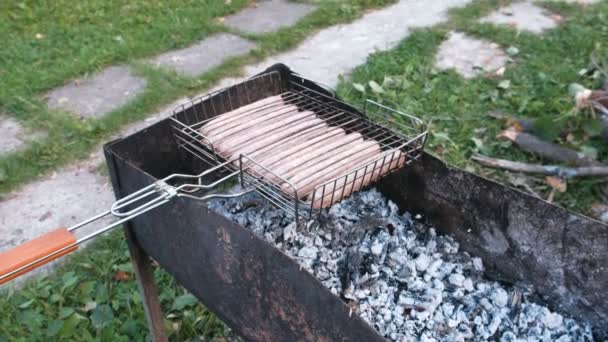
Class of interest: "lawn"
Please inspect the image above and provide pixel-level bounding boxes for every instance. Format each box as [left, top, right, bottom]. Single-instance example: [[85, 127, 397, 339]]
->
[[1, 0, 607, 340], [0, 0, 395, 195], [338, 0, 608, 215]]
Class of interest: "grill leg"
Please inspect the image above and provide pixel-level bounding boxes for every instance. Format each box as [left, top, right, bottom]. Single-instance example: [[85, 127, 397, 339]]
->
[[124, 225, 168, 342]]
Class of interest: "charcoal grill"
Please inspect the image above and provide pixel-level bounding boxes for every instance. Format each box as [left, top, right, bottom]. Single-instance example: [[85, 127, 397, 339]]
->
[[1, 65, 607, 340]]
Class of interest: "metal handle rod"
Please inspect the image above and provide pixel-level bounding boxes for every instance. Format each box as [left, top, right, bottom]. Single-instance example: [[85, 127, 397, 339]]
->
[[0, 160, 251, 285], [0, 198, 169, 284]]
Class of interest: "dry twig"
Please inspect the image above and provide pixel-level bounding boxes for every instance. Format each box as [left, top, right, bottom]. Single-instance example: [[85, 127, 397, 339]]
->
[[498, 129, 599, 166], [471, 154, 608, 178]]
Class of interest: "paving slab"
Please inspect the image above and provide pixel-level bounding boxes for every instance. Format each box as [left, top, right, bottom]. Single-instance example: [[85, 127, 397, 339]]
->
[[224, 0, 316, 34], [46, 66, 147, 119], [0, 116, 46, 155], [435, 31, 508, 79], [216, 0, 472, 88], [481, 2, 559, 34], [148, 34, 256, 77]]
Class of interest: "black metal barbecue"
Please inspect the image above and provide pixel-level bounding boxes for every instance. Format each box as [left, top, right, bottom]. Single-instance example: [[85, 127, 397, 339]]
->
[[1, 64, 607, 340]]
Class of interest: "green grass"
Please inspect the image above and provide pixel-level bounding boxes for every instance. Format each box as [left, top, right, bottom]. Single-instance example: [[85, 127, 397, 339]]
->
[[0, 231, 227, 341], [337, 0, 608, 214], [0, 0, 247, 194], [0, 0, 395, 196]]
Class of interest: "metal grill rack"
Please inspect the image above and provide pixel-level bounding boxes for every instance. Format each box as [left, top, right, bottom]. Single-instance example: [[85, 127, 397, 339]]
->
[[170, 70, 427, 220]]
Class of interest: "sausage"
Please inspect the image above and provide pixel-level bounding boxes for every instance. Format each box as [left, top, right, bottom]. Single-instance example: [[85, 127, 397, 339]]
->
[[308, 149, 407, 208], [200, 95, 284, 134], [253, 127, 344, 168], [247, 125, 333, 162], [270, 132, 364, 182], [290, 140, 382, 198], [232, 117, 329, 174], [204, 105, 299, 144], [214, 110, 316, 157]]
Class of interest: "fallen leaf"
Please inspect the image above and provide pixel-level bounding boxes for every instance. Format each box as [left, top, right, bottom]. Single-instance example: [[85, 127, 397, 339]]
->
[[225, 0, 232, 4], [580, 145, 598, 159], [550, 14, 564, 23], [497, 80, 511, 90], [545, 176, 567, 193], [497, 127, 518, 141], [352, 83, 366, 93], [505, 118, 523, 132], [114, 270, 131, 282], [57, 97, 68, 104], [368, 80, 384, 94], [506, 46, 519, 56], [35, 33, 44, 40], [18, 299, 35, 309], [494, 66, 506, 77], [590, 203, 608, 223], [172, 294, 197, 311]]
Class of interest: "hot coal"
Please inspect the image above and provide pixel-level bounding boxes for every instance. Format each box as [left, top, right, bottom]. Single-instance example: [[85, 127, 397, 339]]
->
[[208, 187, 594, 341]]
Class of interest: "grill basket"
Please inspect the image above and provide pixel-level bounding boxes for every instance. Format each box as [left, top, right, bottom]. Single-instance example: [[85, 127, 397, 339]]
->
[[170, 65, 427, 220]]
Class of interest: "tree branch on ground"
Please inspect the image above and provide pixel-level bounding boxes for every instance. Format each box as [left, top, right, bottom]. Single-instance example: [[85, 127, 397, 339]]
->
[[471, 154, 608, 178], [498, 129, 600, 166]]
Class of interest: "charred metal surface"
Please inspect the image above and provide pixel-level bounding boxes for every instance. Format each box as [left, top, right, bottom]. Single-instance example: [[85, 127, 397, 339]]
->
[[378, 153, 608, 336], [104, 119, 384, 342]]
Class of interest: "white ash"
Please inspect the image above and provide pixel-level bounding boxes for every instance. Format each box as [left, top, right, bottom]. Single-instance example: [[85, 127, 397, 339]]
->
[[208, 188, 594, 341]]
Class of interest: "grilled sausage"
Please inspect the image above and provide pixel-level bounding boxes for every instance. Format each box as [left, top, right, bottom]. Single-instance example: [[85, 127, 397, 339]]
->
[[200, 95, 284, 134], [205, 105, 299, 144], [248, 125, 333, 162], [270, 133, 364, 182], [253, 126, 345, 168], [215, 110, 316, 157], [290, 140, 382, 198], [231, 117, 328, 170], [308, 149, 407, 208]]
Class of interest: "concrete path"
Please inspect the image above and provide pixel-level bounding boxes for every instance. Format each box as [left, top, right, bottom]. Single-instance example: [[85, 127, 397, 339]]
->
[[224, 0, 316, 34], [218, 0, 472, 88], [480, 2, 560, 34], [435, 31, 508, 79], [1, 0, 475, 284], [148, 34, 256, 77], [46, 66, 147, 119]]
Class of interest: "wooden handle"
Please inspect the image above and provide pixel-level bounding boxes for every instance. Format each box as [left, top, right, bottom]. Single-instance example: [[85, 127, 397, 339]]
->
[[0, 228, 77, 284]]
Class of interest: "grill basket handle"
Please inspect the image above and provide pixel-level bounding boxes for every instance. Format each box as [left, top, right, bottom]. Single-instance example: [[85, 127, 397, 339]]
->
[[0, 228, 77, 284]]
